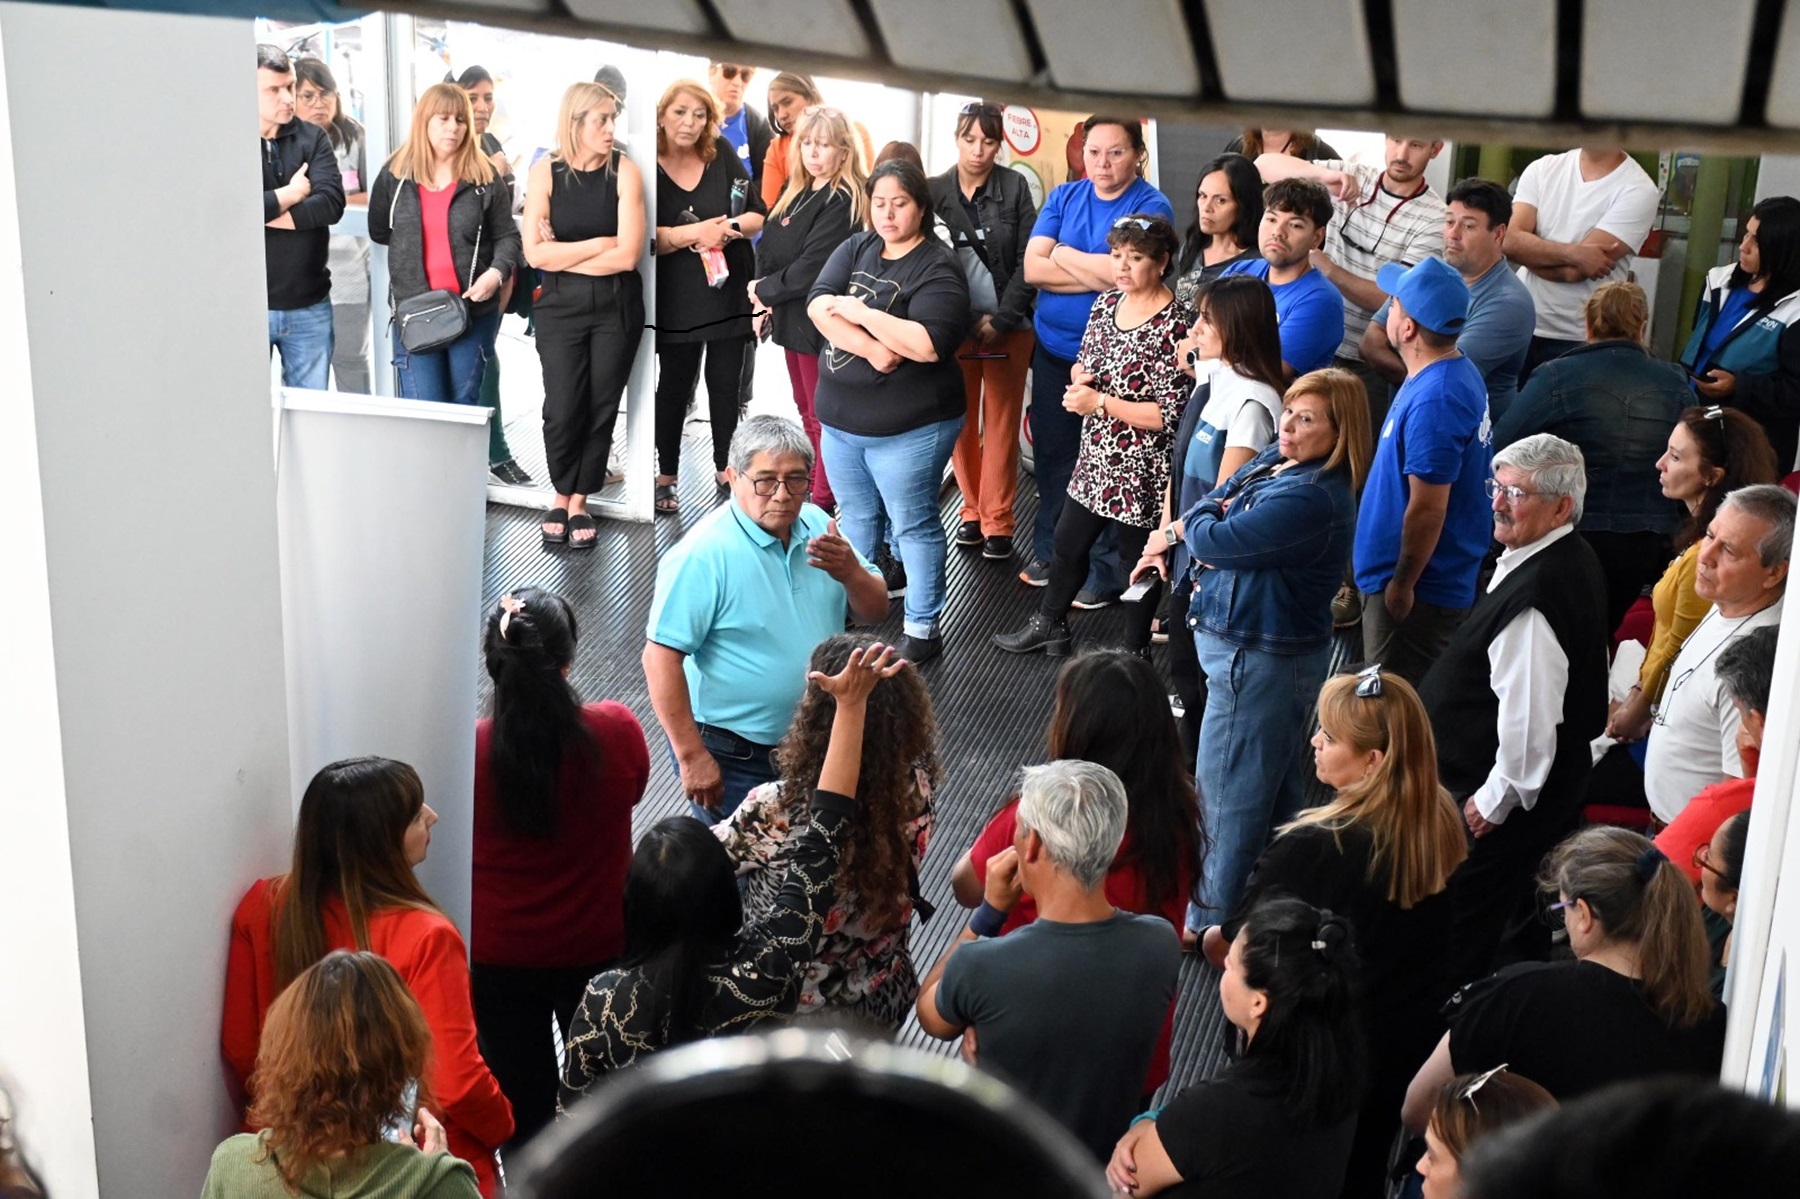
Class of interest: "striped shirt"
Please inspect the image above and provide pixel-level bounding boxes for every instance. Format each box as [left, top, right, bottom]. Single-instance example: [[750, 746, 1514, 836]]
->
[[1322, 162, 1446, 360]]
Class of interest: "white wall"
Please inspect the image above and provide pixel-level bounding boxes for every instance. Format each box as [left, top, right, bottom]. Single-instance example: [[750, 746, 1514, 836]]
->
[[0, 5, 293, 1194]]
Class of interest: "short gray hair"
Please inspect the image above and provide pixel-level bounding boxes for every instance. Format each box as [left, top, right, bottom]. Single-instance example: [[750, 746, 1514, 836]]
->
[[1014, 760, 1128, 891], [1720, 483, 1797, 567], [728, 415, 813, 475], [1494, 432, 1587, 525]]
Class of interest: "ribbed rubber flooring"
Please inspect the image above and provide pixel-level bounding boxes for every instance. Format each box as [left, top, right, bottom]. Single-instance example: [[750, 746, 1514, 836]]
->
[[480, 414, 1359, 1102]]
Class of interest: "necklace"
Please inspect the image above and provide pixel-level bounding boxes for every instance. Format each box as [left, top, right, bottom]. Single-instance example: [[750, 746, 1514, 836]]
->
[[780, 183, 824, 227], [1652, 607, 1761, 726]]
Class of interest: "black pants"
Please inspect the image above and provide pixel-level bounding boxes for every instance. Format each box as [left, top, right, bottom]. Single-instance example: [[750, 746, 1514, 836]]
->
[[536, 272, 644, 497], [1585, 529, 1672, 637], [1125, 575, 1206, 757], [1042, 500, 1152, 644], [656, 335, 750, 477], [471, 959, 610, 1151], [1446, 787, 1585, 986]]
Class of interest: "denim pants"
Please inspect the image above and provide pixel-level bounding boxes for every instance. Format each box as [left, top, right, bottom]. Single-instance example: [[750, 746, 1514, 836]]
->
[[393, 306, 502, 406], [822, 415, 963, 639], [1028, 343, 1123, 595], [268, 297, 335, 390], [668, 725, 781, 824], [1188, 633, 1333, 931]]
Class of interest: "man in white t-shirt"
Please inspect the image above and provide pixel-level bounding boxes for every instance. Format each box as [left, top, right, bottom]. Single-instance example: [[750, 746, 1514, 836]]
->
[[1642, 484, 1792, 823], [1504, 147, 1660, 383]]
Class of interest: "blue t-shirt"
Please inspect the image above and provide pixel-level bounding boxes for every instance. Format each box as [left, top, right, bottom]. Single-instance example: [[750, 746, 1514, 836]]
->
[[720, 108, 752, 172], [1697, 286, 1758, 374], [1030, 177, 1175, 361], [1221, 258, 1345, 374], [1353, 354, 1494, 607], [1375, 259, 1537, 422]]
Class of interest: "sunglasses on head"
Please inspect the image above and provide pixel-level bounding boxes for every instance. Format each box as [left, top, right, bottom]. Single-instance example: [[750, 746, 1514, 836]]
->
[[715, 64, 754, 81], [801, 105, 845, 120], [1353, 663, 1383, 698], [1113, 216, 1156, 231], [1455, 1063, 1511, 1113], [960, 101, 1002, 116]]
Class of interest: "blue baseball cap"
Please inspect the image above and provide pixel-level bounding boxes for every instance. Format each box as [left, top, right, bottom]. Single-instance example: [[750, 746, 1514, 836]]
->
[[1376, 257, 1469, 336]]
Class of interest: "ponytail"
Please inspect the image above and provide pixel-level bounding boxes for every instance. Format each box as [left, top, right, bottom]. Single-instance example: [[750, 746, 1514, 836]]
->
[[482, 588, 594, 839]]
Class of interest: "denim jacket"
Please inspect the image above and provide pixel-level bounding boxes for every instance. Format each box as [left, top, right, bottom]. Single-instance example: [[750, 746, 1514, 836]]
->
[[1182, 445, 1356, 655], [1492, 340, 1687, 535]]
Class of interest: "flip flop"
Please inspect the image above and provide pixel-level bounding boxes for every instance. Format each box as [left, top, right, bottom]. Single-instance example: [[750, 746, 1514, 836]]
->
[[541, 508, 569, 546], [655, 483, 679, 514], [568, 513, 598, 549]]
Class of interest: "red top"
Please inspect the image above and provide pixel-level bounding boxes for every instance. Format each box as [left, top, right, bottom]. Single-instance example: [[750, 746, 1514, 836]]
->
[[222, 880, 514, 1196], [418, 183, 461, 293], [472, 701, 650, 968], [969, 797, 1193, 1091], [1655, 776, 1756, 887]]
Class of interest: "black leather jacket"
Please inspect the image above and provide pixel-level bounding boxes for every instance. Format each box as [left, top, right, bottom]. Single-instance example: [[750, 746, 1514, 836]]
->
[[928, 166, 1038, 334]]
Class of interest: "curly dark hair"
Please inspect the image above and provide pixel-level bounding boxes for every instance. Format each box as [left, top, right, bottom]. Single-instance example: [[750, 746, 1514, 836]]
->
[[774, 634, 941, 933]]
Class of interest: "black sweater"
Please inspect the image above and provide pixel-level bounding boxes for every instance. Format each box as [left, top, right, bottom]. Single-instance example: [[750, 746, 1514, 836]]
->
[[367, 167, 522, 315], [262, 117, 346, 310], [755, 184, 854, 355]]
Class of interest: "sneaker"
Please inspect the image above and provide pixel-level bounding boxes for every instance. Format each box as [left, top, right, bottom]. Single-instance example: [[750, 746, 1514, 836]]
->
[[489, 458, 534, 486], [1071, 588, 1118, 610], [1331, 583, 1363, 629], [1150, 616, 1170, 644], [902, 633, 944, 665], [879, 555, 908, 599], [982, 534, 1014, 560], [954, 520, 983, 547], [992, 612, 1072, 656], [1018, 558, 1050, 587]]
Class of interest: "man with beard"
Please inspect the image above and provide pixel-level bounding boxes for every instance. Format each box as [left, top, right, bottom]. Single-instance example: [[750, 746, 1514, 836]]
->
[[1221, 179, 1345, 379]]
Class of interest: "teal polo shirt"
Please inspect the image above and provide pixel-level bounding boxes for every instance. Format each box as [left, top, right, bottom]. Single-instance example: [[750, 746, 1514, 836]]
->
[[646, 500, 878, 745]]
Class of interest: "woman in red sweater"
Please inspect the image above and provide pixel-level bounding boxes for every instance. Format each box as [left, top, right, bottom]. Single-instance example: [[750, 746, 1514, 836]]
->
[[471, 587, 649, 1148], [222, 757, 513, 1196]]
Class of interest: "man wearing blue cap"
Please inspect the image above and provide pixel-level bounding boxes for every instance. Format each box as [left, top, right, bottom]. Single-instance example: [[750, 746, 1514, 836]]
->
[[1354, 256, 1494, 682]]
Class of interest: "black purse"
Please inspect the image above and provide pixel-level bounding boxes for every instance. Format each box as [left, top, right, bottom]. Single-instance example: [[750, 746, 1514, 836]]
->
[[390, 179, 482, 354]]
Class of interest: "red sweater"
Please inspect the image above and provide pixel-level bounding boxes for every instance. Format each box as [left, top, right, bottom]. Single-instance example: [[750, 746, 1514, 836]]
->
[[221, 881, 514, 1196], [970, 798, 1194, 1093], [471, 702, 649, 968]]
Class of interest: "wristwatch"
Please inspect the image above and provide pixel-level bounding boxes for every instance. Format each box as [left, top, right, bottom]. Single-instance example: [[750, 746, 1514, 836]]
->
[[1163, 525, 1179, 547], [729, 218, 743, 235], [1096, 394, 1108, 418]]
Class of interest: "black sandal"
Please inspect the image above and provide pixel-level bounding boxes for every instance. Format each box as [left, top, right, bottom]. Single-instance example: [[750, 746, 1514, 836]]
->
[[655, 483, 679, 514], [567, 512, 598, 549], [541, 508, 569, 546]]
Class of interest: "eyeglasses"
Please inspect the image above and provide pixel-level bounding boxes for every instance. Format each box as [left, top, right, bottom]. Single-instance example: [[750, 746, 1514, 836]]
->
[[715, 64, 755, 81], [1693, 842, 1738, 886], [1336, 208, 1391, 258], [1085, 146, 1133, 162], [1541, 898, 1582, 938], [1484, 478, 1541, 505], [1113, 216, 1156, 231], [746, 474, 812, 497], [1454, 1063, 1511, 1114], [1354, 663, 1384, 698]]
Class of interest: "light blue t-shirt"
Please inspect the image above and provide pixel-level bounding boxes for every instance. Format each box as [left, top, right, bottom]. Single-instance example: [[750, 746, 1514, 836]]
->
[[1375, 258, 1536, 422], [1353, 354, 1494, 607], [1030, 177, 1175, 361], [1221, 258, 1345, 375], [646, 501, 878, 744]]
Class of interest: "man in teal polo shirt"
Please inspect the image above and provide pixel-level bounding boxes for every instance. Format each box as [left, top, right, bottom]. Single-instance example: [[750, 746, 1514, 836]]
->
[[644, 415, 889, 820]]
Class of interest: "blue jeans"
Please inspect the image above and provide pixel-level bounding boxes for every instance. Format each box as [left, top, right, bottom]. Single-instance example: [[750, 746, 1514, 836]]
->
[[667, 725, 781, 824], [823, 416, 963, 639], [1188, 633, 1333, 931], [1028, 343, 1123, 596], [393, 307, 502, 405], [268, 298, 335, 390]]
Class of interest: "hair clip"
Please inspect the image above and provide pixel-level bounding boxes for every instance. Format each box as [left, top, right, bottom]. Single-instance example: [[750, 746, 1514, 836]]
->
[[1635, 845, 1667, 884], [1310, 939, 1327, 951], [1703, 405, 1725, 421], [498, 593, 525, 637]]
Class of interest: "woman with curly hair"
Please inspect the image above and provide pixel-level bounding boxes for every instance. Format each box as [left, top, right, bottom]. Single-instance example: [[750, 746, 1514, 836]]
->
[[715, 632, 941, 1030], [204, 951, 479, 1198]]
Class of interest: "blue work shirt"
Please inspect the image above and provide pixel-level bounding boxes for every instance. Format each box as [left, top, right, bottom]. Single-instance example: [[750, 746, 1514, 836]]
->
[[646, 500, 877, 744], [1030, 177, 1175, 361], [1221, 258, 1345, 375]]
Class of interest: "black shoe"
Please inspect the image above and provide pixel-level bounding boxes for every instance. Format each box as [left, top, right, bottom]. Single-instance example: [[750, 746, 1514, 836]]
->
[[1018, 557, 1050, 587], [955, 520, 983, 547], [1071, 588, 1118, 610], [902, 633, 944, 665], [490, 458, 534, 486], [993, 611, 1072, 656], [982, 534, 1014, 560], [880, 555, 908, 599]]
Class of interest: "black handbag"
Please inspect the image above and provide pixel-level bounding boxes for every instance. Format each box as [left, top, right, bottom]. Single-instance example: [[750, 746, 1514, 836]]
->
[[390, 179, 482, 354]]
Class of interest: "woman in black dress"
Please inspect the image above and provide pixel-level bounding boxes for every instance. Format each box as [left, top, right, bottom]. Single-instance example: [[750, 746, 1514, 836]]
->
[[522, 81, 644, 549], [651, 79, 766, 513]]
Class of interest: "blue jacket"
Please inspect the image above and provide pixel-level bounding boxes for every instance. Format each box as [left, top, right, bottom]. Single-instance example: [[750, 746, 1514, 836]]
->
[[1182, 446, 1357, 655], [1493, 340, 1687, 535], [1679, 262, 1800, 468]]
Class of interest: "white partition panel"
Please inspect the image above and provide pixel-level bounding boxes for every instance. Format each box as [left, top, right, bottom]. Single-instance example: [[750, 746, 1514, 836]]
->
[[276, 389, 491, 933]]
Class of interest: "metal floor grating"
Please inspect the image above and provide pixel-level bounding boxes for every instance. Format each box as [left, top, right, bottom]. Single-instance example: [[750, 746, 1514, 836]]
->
[[479, 411, 1360, 1099]]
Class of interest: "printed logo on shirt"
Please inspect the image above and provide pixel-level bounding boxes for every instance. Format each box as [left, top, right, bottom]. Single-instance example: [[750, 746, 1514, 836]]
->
[[823, 268, 907, 375], [1382, 417, 1396, 439], [1760, 316, 1784, 331]]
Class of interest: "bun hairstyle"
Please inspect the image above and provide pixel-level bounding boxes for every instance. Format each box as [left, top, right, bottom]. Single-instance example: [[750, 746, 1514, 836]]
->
[[1541, 826, 1715, 1029], [1235, 895, 1366, 1129], [483, 587, 596, 839]]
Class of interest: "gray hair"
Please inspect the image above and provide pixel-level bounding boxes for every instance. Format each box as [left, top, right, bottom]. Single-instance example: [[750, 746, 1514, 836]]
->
[[1014, 760, 1128, 891], [1716, 625, 1778, 716], [1494, 432, 1587, 525], [1720, 483, 1797, 567], [728, 414, 813, 474]]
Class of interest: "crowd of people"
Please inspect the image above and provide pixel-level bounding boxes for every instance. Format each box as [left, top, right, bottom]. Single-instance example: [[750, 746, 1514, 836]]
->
[[243, 50, 1800, 1198]]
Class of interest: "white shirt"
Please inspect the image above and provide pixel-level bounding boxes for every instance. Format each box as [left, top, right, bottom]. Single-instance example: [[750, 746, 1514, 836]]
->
[[1513, 150, 1660, 341], [1472, 524, 1575, 824], [1319, 161, 1446, 361], [1643, 595, 1786, 823]]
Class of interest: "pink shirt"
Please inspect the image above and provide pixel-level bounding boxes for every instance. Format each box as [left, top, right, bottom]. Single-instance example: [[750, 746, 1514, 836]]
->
[[418, 183, 461, 293]]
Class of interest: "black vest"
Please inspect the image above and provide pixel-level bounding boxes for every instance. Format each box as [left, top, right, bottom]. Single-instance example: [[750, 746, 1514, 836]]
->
[[1419, 531, 1610, 806]]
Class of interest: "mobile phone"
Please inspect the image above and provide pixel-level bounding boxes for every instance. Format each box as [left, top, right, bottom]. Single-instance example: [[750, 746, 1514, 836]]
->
[[381, 1079, 419, 1145], [1120, 578, 1155, 603], [959, 351, 1009, 360]]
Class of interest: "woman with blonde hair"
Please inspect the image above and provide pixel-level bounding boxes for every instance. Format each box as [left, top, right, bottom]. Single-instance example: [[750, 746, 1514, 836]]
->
[[652, 79, 767, 513], [1198, 665, 1467, 1198], [1405, 826, 1726, 1125], [205, 951, 479, 1198], [750, 105, 867, 510], [368, 83, 519, 408], [522, 81, 645, 549]]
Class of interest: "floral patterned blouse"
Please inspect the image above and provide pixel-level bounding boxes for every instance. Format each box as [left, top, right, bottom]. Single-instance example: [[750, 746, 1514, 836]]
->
[[1066, 290, 1193, 528], [716, 770, 935, 1030]]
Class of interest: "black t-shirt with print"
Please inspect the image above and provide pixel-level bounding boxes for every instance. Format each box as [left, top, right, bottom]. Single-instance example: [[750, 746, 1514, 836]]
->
[[808, 231, 971, 437]]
